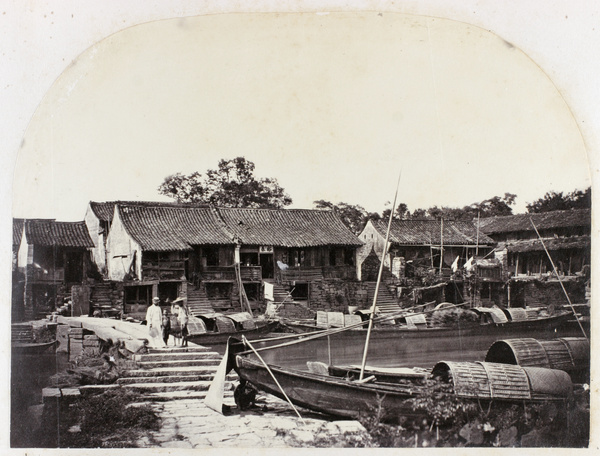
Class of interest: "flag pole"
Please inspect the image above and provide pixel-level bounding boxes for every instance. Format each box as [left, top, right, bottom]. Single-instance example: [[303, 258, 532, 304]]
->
[[359, 171, 401, 381]]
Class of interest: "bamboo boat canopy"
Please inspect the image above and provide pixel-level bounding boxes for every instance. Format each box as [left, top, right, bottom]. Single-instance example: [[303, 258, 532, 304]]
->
[[432, 361, 573, 400], [485, 337, 589, 373]]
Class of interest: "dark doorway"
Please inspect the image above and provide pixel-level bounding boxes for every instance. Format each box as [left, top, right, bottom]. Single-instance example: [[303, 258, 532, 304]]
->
[[64, 251, 83, 283], [260, 253, 274, 279]]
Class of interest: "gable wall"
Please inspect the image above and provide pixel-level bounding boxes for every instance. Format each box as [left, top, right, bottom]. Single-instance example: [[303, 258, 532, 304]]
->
[[84, 205, 107, 275], [106, 208, 142, 281]]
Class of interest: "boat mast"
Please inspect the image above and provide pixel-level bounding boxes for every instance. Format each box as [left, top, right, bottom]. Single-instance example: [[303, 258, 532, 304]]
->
[[359, 171, 401, 381], [476, 210, 480, 256], [439, 217, 444, 275]]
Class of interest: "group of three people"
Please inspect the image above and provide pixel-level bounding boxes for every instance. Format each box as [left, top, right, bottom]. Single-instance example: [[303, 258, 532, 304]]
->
[[145, 296, 189, 348]]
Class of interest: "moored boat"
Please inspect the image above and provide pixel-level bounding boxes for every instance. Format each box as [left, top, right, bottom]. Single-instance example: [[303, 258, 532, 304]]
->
[[224, 336, 573, 421], [11, 340, 59, 355], [186, 312, 280, 346]]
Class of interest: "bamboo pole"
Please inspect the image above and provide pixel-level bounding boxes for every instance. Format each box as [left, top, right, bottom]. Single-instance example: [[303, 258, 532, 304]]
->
[[529, 218, 587, 340], [242, 336, 305, 423], [359, 172, 401, 381], [439, 218, 444, 275]]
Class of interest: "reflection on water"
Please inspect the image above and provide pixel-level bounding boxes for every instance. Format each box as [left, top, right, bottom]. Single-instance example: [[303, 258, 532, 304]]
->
[[215, 323, 585, 371], [11, 350, 69, 447]]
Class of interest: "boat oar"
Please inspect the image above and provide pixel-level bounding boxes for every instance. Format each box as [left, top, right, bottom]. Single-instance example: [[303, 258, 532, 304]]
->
[[204, 343, 230, 414], [242, 335, 306, 424]]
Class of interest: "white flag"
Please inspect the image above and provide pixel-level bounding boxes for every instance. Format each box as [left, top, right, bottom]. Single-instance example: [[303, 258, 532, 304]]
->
[[451, 256, 460, 272], [464, 256, 475, 271]]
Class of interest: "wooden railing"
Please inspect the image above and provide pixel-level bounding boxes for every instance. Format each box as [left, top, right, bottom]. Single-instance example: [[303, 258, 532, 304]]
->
[[142, 260, 185, 280], [32, 268, 64, 282], [276, 265, 356, 283], [200, 265, 262, 282]]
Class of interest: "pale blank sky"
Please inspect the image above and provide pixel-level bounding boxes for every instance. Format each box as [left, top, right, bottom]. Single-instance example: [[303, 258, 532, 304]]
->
[[11, 12, 591, 220]]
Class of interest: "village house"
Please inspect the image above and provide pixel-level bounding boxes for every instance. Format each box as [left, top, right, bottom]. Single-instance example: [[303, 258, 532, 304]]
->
[[13, 218, 94, 321], [99, 203, 364, 320], [478, 209, 591, 307], [356, 219, 497, 306], [357, 219, 496, 279], [84, 200, 208, 278]]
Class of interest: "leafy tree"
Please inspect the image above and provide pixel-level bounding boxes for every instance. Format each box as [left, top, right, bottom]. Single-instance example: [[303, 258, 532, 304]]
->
[[526, 187, 591, 213], [378, 194, 518, 222], [158, 157, 292, 208], [313, 200, 378, 234]]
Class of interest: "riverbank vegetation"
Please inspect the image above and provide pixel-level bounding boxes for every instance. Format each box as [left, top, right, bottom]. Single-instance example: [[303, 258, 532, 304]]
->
[[357, 379, 589, 448]]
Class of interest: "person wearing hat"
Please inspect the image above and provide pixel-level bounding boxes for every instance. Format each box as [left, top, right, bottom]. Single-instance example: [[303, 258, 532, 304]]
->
[[171, 297, 189, 347], [146, 296, 166, 348]]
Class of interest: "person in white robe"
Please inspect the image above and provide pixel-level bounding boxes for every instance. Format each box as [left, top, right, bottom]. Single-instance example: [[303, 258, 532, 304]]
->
[[146, 297, 166, 348]]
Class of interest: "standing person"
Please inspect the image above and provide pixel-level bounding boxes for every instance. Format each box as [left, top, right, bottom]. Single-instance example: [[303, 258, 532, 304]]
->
[[146, 297, 166, 348], [171, 297, 189, 347], [162, 308, 171, 346]]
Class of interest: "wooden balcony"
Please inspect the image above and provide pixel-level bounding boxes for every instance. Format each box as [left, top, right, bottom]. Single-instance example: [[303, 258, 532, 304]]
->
[[200, 265, 262, 282], [142, 260, 185, 281], [277, 265, 356, 283], [32, 268, 64, 282]]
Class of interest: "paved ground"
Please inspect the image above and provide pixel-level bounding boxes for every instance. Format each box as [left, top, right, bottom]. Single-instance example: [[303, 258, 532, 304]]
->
[[137, 392, 372, 448]]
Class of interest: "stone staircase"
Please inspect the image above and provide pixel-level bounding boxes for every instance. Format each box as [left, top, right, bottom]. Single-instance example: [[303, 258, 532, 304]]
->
[[269, 281, 293, 304], [80, 346, 236, 401], [366, 282, 400, 315], [186, 284, 215, 317], [124, 346, 235, 401]]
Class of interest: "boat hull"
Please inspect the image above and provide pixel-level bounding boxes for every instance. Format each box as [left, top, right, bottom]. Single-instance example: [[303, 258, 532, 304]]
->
[[11, 340, 58, 355], [261, 313, 576, 369], [187, 321, 280, 346], [233, 354, 418, 419]]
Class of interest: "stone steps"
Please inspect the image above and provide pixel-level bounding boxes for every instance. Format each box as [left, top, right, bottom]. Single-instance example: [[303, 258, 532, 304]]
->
[[134, 351, 222, 362], [119, 372, 237, 384], [124, 366, 224, 377], [148, 346, 211, 354], [136, 359, 222, 369], [117, 380, 232, 393], [140, 390, 235, 402]]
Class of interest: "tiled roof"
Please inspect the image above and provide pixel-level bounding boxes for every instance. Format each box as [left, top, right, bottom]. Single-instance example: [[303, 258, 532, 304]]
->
[[13, 218, 24, 247], [501, 235, 591, 253], [24, 220, 94, 248], [478, 209, 591, 235], [89, 201, 209, 222], [115, 204, 362, 251], [371, 219, 495, 246], [116, 205, 234, 251], [217, 208, 363, 247]]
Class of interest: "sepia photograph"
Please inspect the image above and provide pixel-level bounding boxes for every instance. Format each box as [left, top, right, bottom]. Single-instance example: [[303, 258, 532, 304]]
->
[[2, 1, 597, 451]]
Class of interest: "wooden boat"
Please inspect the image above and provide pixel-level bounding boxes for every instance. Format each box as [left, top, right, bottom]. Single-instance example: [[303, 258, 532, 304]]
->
[[209, 181, 580, 421], [11, 340, 58, 355], [186, 314, 280, 346], [224, 336, 573, 421], [261, 308, 575, 370]]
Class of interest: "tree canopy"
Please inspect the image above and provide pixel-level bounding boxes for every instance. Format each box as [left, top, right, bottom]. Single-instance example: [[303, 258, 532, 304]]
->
[[313, 200, 380, 234], [526, 187, 591, 213], [158, 157, 292, 208]]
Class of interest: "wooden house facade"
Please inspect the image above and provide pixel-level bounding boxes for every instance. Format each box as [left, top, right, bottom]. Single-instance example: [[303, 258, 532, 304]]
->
[[478, 209, 591, 277], [103, 203, 363, 318], [357, 219, 496, 281], [14, 219, 94, 321]]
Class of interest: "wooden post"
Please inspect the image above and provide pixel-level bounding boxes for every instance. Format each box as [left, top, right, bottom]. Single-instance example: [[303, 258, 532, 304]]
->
[[439, 218, 444, 275]]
